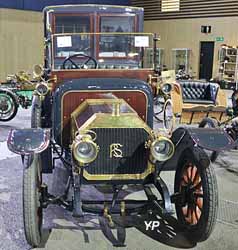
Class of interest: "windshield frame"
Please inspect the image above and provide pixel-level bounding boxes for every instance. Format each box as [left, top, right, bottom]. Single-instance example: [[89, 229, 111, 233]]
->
[[51, 32, 156, 71]]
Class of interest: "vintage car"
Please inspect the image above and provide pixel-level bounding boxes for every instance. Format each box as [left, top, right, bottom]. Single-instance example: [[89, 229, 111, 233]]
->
[[0, 72, 34, 121], [6, 4, 235, 247]]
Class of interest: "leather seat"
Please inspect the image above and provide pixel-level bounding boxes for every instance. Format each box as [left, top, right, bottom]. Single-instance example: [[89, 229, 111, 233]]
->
[[178, 80, 219, 105]]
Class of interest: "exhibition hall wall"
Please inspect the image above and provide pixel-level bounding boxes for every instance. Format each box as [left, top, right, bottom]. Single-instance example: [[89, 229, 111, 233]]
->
[[0, 9, 43, 81], [0, 1, 131, 81], [132, 0, 238, 79], [144, 17, 238, 78]]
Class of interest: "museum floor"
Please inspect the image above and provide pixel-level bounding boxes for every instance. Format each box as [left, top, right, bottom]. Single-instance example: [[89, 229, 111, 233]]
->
[[0, 91, 238, 250]]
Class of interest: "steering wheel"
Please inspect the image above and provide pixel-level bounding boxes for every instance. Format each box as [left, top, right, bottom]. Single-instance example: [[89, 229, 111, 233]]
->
[[62, 53, 98, 69]]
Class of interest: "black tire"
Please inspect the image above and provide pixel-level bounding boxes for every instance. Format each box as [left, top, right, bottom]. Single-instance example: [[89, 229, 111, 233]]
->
[[163, 99, 174, 133], [174, 148, 218, 242], [0, 90, 18, 121], [153, 95, 165, 122], [23, 154, 43, 247], [31, 95, 42, 128], [198, 117, 219, 162]]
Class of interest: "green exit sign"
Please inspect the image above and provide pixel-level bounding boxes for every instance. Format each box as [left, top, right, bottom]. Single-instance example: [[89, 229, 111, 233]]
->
[[216, 37, 224, 42]]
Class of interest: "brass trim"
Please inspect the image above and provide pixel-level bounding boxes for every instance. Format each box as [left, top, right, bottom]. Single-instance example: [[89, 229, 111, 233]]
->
[[120, 201, 126, 216], [109, 143, 123, 158], [69, 98, 154, 181], [71, 98, 134, 119], [83, 161, 155, 181], [52, 32, 154, 36], [60, 89, 149, 145], [77, 113, 152, 135]]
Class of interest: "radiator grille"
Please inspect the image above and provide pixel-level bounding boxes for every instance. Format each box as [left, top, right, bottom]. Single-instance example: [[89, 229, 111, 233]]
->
[[86, 128, 149, 175]]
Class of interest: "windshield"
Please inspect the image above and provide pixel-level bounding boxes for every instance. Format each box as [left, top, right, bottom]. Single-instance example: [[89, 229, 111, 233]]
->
[[51, 33, 155, 70]]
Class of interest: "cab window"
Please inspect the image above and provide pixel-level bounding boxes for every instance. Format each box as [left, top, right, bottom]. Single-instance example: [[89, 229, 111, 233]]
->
[[55, 16, 91, 33], [100, 16, 135, 32]]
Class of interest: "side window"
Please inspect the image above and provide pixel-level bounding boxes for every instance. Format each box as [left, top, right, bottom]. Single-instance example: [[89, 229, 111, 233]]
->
[[55, 16, 91, 33]]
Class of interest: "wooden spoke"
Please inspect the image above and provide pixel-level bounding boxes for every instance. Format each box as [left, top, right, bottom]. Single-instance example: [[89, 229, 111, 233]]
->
[[196, 197, 203, 209], [193, 170, 201, 185], [191, 165, 197, 182], [182, 175, 189, 184], [182, 205, 188, 216], [186, 207, 192, 223], [179, 162, 204, 226], [194, 181, 202, 190], [186, 166, 192, 180], [195, 205, 201, 221]]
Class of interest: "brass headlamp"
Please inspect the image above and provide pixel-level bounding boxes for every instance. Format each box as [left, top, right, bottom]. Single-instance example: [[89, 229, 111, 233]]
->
[[35, 82, 49, 96], [160, 82, 173, 95], [72, 132, 99, 165], [149, 136, 174, 162]]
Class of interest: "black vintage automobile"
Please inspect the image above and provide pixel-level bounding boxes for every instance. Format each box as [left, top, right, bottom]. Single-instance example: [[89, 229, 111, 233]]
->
[[7, 4, 235, 247]]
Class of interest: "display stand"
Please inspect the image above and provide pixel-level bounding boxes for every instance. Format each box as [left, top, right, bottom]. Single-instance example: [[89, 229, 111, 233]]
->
[[172, 48, 191, 74], [145, 48, 164, 70], [218, 45, 238, 89]]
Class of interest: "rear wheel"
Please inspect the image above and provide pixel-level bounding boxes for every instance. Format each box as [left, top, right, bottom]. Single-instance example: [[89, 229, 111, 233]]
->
[[153, 95, 165, 122], [163, 99, 174, 133], [174, 149, 218, 242], [0, 90, 18, 121], [31, 95, 42, 128], [199, 117, 219, 162], [23, 154, 43, 247]]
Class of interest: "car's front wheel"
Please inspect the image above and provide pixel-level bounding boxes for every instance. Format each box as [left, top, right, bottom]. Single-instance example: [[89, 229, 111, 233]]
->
[[174, 148, 218, 242], [23, 154, 43, 247]]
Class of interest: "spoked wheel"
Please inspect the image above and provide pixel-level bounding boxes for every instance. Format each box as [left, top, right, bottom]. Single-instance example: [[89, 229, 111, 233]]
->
[[23, 154, 43, 247], [199, 117, 219, 162], [153, 95, 165, 122], [174, 149, 218, 242], [163, 99, 174, 133], [0, 91, 18, 121]]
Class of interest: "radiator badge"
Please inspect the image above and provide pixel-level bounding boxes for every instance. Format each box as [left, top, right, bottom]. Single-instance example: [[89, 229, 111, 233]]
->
[[110, 143, 123, 158]]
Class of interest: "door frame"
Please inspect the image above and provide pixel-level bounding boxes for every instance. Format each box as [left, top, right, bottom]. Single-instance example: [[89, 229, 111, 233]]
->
[[199, 41, 215, 80]]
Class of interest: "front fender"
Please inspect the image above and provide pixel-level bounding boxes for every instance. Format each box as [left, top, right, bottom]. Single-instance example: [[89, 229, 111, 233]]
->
[[7, 128, 50, 155], [161, 127, 235, 171]]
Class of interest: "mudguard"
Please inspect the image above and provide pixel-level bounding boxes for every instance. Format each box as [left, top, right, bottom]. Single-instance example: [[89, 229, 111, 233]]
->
[[161, 127, 235, 171], [7, 128, 50, 155]]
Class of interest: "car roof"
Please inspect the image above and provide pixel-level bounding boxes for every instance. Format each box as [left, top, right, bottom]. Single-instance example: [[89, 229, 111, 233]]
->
[[43, 4, 144, 14]]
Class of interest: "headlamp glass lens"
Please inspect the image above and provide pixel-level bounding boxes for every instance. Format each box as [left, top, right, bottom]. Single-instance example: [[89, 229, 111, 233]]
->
[[162, 83, 172, 94], [77, 142, 92, 155], [154, 141, 170, 155], [74, 140, 97, 164]]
